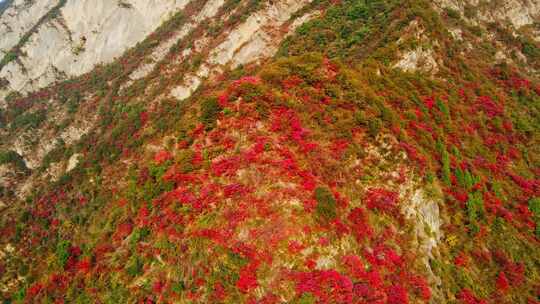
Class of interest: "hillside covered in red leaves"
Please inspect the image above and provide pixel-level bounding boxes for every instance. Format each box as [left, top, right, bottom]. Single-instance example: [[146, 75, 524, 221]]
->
[[0, 0, 539, 303]]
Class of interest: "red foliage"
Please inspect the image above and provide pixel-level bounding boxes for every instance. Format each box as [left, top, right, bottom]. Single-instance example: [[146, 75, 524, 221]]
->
[[509, 76, 531, 90], [294, 270, 354, 303], [47, 274, 69, 292], [282, 76, 304, 89], [496, 271, 510, 292], [232, 76, 261, 88], [288, 240, 305, 254], [347, 207, 373, 241], [223, 183, 250, 198], [457, 288, 487, 304], [332, 219, 351, 236], [504, 261, 525, 287], [76, 257, 92, 274], [508, 173, 539, 195], [423, 96, 435, 109], [409, 275, 431, 301], [342, 255, 366, 279], [139, 111, 149, 126], [365, 188, 399, 214], [27, 282, 44, 298], [454, 251, 469, 267], [237, 267, 258, 293], [386, 284, 409, 304], [330, 139, 350, 159], [299, 170, 317, 191], [399, 142, 426, 168], [218, 93, 229, 108], [212, 282, 226, 301], [113, 221, 133, 241], [135, 205, 150, 227], [364, 245, 403, 268], [476, 96, 504, 118], [212, 156, 241, 177], [153, 280, 165, 294], [154, 150, 172, 164]]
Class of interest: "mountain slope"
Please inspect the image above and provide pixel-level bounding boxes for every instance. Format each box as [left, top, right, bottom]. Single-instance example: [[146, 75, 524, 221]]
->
[[0, 0, 539, 303]]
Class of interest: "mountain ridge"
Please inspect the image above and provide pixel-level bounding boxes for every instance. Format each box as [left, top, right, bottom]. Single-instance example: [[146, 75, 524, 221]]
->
[[0, 0, 539, 303]]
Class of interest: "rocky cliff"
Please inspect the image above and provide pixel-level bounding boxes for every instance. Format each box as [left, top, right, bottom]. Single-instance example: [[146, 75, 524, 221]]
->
[[0, 0, 189, 98]]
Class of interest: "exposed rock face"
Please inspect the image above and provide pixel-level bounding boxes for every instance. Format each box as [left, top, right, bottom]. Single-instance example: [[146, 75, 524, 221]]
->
[[0, 0, 189, 97], [0, 0, 58, 54], [127, 0, 225, 84], [394, 47, 439, 74], [434, 0, 540, 28], [171, 0, 312, 100]]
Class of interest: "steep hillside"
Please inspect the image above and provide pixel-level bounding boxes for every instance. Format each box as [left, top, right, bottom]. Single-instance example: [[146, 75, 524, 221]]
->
[[0, 0, 539, 303]]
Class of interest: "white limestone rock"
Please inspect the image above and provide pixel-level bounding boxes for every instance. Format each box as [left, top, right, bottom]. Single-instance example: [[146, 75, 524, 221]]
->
[[0, 0, 190, 96]]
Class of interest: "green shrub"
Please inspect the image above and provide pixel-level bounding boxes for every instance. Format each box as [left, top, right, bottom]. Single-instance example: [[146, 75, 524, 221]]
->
[[56, 239, 71, 268], [466, 192, 484, 234], [367, 118, 383, 138], [10, 109, 47, 130], [437, 141, 451, 185], [315, 186, 337, 221], [200, 97, 222, 130], [0, 150, 28, 172], [294, 293, 316, 304], [521, 39, 540, 61], [126, 255, 144, 277], [529, 198, 540, 237], [0, 51, 17, 68], [444, 7, 461, 19]]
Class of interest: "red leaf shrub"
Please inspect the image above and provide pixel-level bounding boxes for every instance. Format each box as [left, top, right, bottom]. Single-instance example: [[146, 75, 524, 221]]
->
[[454, 251, 468, 267], [476, 96, 504, 118], [212, 156, 241, 177], [399, 142, 427, 168], [347, 207, 373, 241], [365, 188, 399, 214], [509, 76, 531, 90], [386, 284, 409, 304], [496, 271, 510, 292], [424, 96, 435, 109], [76, 257, 92, 274], [457, 288, 487, 304], [154, 150, 172, 164], [113, 221, 133, 241], [342, 255, 366, 279], [212, 282, 226, 301], [237, 267, 258, 293], [282, 76, 303, 89], [410, 275, 431, 301], [223, 183, 250, 198], [294, 270, 354, 303], [27, 282, 44, 298], [330, 139, 350, 159], [232, 76, 260, 87], [153, 280, 165, 294]]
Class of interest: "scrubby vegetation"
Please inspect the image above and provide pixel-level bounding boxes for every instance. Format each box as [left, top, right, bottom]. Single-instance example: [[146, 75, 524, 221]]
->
[[0, 0, 539, 303]]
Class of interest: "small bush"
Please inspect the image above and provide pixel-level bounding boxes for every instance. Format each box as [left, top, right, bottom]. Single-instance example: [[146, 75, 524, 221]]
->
[[315, 186, 337, 221], [521, 39, 540, 61], [0, 150, 28, 172], [56, 240, 71, 268], [10, 109, 47, 130], [444, 7, 461, 19], [200, 97, 222, 130], [529, 198, 540, 237], [367, 118, 383, 138], [126, 255, 143, 277]]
